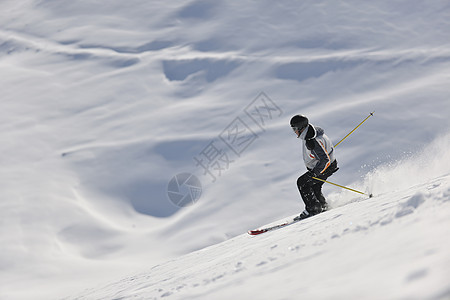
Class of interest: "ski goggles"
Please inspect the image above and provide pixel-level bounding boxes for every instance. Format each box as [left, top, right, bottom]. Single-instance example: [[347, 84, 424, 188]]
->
[[291, 126, 305, 133]]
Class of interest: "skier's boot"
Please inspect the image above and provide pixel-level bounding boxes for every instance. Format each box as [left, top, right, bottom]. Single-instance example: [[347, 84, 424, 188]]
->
[[294, 203, 323, 221], [294, 209, 311, 221]]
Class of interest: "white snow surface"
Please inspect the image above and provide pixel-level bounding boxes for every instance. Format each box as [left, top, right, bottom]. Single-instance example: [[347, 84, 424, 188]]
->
[[1, 1, 449, 299]]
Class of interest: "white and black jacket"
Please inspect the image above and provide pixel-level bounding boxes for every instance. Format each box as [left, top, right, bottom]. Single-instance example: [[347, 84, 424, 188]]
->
[[299, 124, 336, 175]]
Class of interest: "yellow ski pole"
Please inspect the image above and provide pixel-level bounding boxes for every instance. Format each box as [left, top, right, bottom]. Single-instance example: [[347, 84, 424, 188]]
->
[[334, 111, 375, 148], [313, 112, 375, 196], [312, 176, 373, 198]]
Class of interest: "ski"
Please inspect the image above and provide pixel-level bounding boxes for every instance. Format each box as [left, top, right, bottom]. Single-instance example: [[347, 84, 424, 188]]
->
[[248, 218, 299, 235], [248, 207, 332, 235]]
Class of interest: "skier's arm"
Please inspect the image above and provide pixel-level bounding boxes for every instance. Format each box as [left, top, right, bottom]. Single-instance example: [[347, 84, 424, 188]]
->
[[310, 139, 331, 175]]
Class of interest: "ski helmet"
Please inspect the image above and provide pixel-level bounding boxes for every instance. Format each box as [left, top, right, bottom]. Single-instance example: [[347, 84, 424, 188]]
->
[[290, 114, 308, 132]]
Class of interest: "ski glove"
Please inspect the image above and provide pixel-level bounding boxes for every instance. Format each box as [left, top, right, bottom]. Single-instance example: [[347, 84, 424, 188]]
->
[[308, 170, 319, 178]]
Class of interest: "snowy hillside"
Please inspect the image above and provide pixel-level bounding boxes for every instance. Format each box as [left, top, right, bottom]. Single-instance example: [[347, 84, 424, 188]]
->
[[1, 0, 450, 299], [71, 173, 450, 300], [72, 134, 450, 299]]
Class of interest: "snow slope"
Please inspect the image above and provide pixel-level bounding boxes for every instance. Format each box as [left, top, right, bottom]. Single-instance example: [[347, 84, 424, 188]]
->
[[1, 0, 450, 299], [72, 133, 450, 299], [71, 174, 450, 300]]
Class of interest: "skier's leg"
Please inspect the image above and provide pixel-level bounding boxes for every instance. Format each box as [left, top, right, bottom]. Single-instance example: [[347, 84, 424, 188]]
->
[[312, 160, 339, 211], [297, 173, 322, 215], [312, 182, 328, 211], [299, 188, 316, 211]]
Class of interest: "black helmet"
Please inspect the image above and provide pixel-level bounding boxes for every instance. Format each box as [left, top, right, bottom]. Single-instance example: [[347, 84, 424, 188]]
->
[[290, 114, 308, 132]]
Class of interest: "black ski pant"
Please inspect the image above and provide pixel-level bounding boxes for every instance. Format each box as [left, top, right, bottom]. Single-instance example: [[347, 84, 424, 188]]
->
[[297, 160, 338, 214]]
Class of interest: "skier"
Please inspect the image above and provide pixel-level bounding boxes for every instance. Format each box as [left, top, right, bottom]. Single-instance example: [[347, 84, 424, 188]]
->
[[290, 115, 339, 221]]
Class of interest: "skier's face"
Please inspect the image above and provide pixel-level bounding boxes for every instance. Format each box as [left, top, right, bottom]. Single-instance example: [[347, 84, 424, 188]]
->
[[292, 126, 301, 138]]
